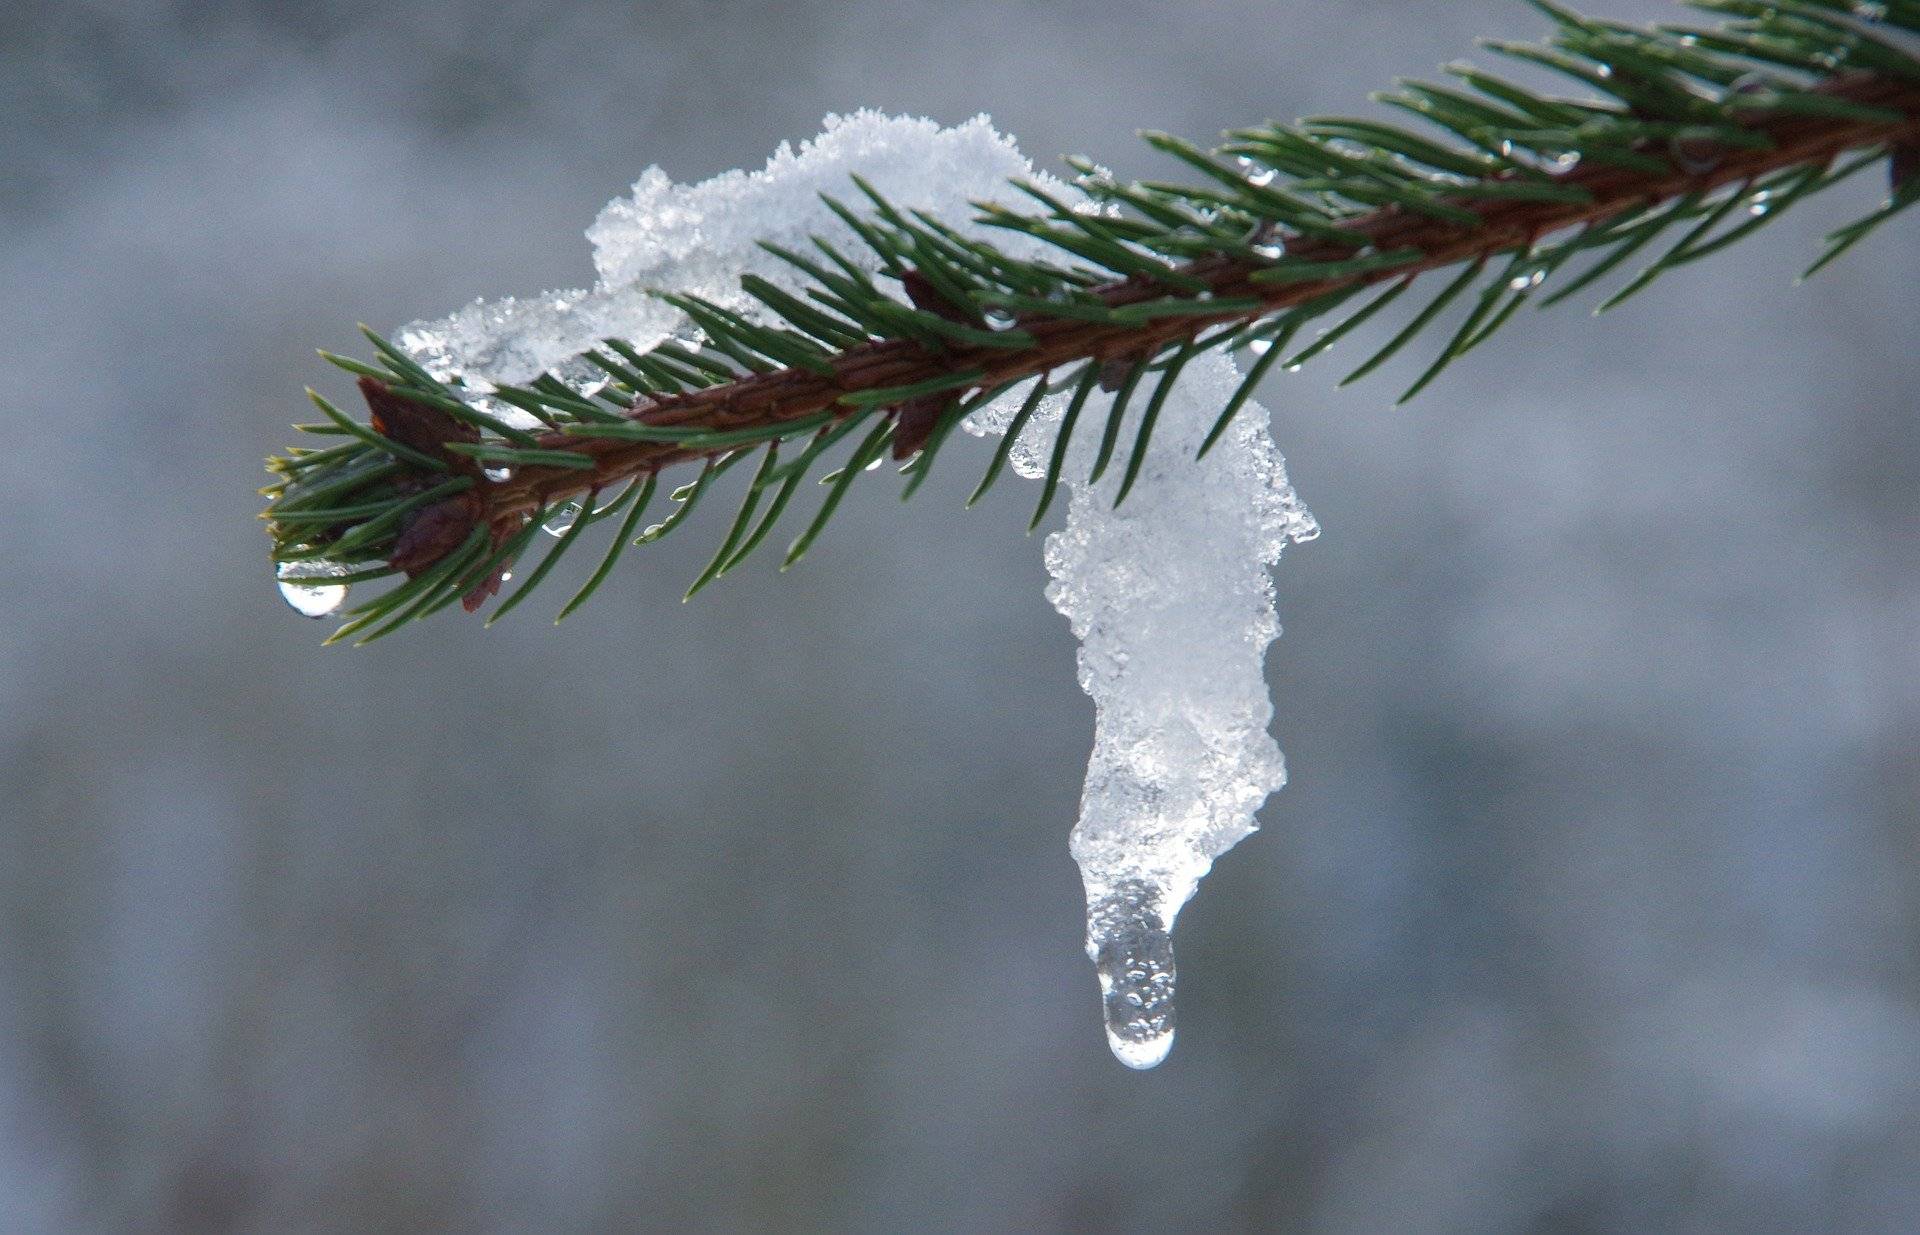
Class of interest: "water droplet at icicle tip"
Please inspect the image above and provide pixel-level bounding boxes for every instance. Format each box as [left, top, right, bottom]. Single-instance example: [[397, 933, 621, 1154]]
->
[[276, 559, 350, 619], [1085, 879, 1179, 1069]]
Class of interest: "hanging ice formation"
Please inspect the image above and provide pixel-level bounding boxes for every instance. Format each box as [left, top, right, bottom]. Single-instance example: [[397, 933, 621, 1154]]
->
[[965, 361, 1316, 1067], [395, 112, 1316, 1068]]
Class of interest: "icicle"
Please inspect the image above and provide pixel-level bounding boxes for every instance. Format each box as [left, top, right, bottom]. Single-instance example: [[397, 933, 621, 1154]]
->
[[390, 112, 1315, 1067], [969, 352, 1316, 1068]]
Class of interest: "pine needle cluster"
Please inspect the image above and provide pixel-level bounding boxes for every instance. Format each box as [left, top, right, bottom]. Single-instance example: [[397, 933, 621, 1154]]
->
[[261, 0, 1920, 643]]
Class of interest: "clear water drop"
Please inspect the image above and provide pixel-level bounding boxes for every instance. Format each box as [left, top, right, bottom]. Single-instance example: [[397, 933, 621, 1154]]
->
[[863, 455, 886, 472], [1508, 268, 1547, 291], [1252, 242, 1284, 260], [1668, 133, 1722, 174], [1247, 167, 1277, 187], [1086, 881, 1177, 1069], [483, 465, 513, 483], [543, 500, 587, 537], [1247, 337, 1273, 356], [276, 559, 350, 619], [984, 308, 1018, 330], [1551, 151, 1581, 172]]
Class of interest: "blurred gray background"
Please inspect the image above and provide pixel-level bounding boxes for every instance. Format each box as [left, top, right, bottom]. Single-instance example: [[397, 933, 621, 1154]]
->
[[3, 0, 1918, 1230]]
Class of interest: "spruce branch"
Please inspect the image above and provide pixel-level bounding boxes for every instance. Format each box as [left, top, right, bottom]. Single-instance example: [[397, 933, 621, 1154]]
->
[[263, 0, 1920, 642]]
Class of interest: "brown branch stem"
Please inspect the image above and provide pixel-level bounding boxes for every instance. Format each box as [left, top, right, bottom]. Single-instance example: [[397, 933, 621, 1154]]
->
[[449, 72, 1920, 530]]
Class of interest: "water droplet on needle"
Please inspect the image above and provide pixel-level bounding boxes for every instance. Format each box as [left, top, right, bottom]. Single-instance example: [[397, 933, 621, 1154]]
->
[[543, 501, 587, 536], [276, 559, 350, 618]]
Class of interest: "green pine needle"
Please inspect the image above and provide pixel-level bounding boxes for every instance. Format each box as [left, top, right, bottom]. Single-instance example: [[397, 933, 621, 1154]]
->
[[262, 0, 1920, 638]]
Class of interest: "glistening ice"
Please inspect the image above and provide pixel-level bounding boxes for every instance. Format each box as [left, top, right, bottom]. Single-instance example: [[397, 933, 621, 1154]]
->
[[397, 111, 1317, 1068]]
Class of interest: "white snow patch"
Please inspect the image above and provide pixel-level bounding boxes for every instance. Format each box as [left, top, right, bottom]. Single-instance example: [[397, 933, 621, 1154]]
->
[[398, 110, 1063, 398]]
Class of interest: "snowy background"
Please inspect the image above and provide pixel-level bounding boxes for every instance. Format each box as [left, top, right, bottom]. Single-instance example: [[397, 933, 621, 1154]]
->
[[3, 0, 1919, 1230]]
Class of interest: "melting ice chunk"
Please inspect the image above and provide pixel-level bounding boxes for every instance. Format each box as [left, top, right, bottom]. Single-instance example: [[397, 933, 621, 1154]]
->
[[969, 352, 1315, 1068], [384, 110, 1314, 1068]]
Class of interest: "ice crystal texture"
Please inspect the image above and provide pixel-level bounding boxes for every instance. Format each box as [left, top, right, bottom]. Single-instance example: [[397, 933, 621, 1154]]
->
[[968, 361, 1316, 1067], [398, 111, 1064, 401], [396, 111, 1315, 1068]]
